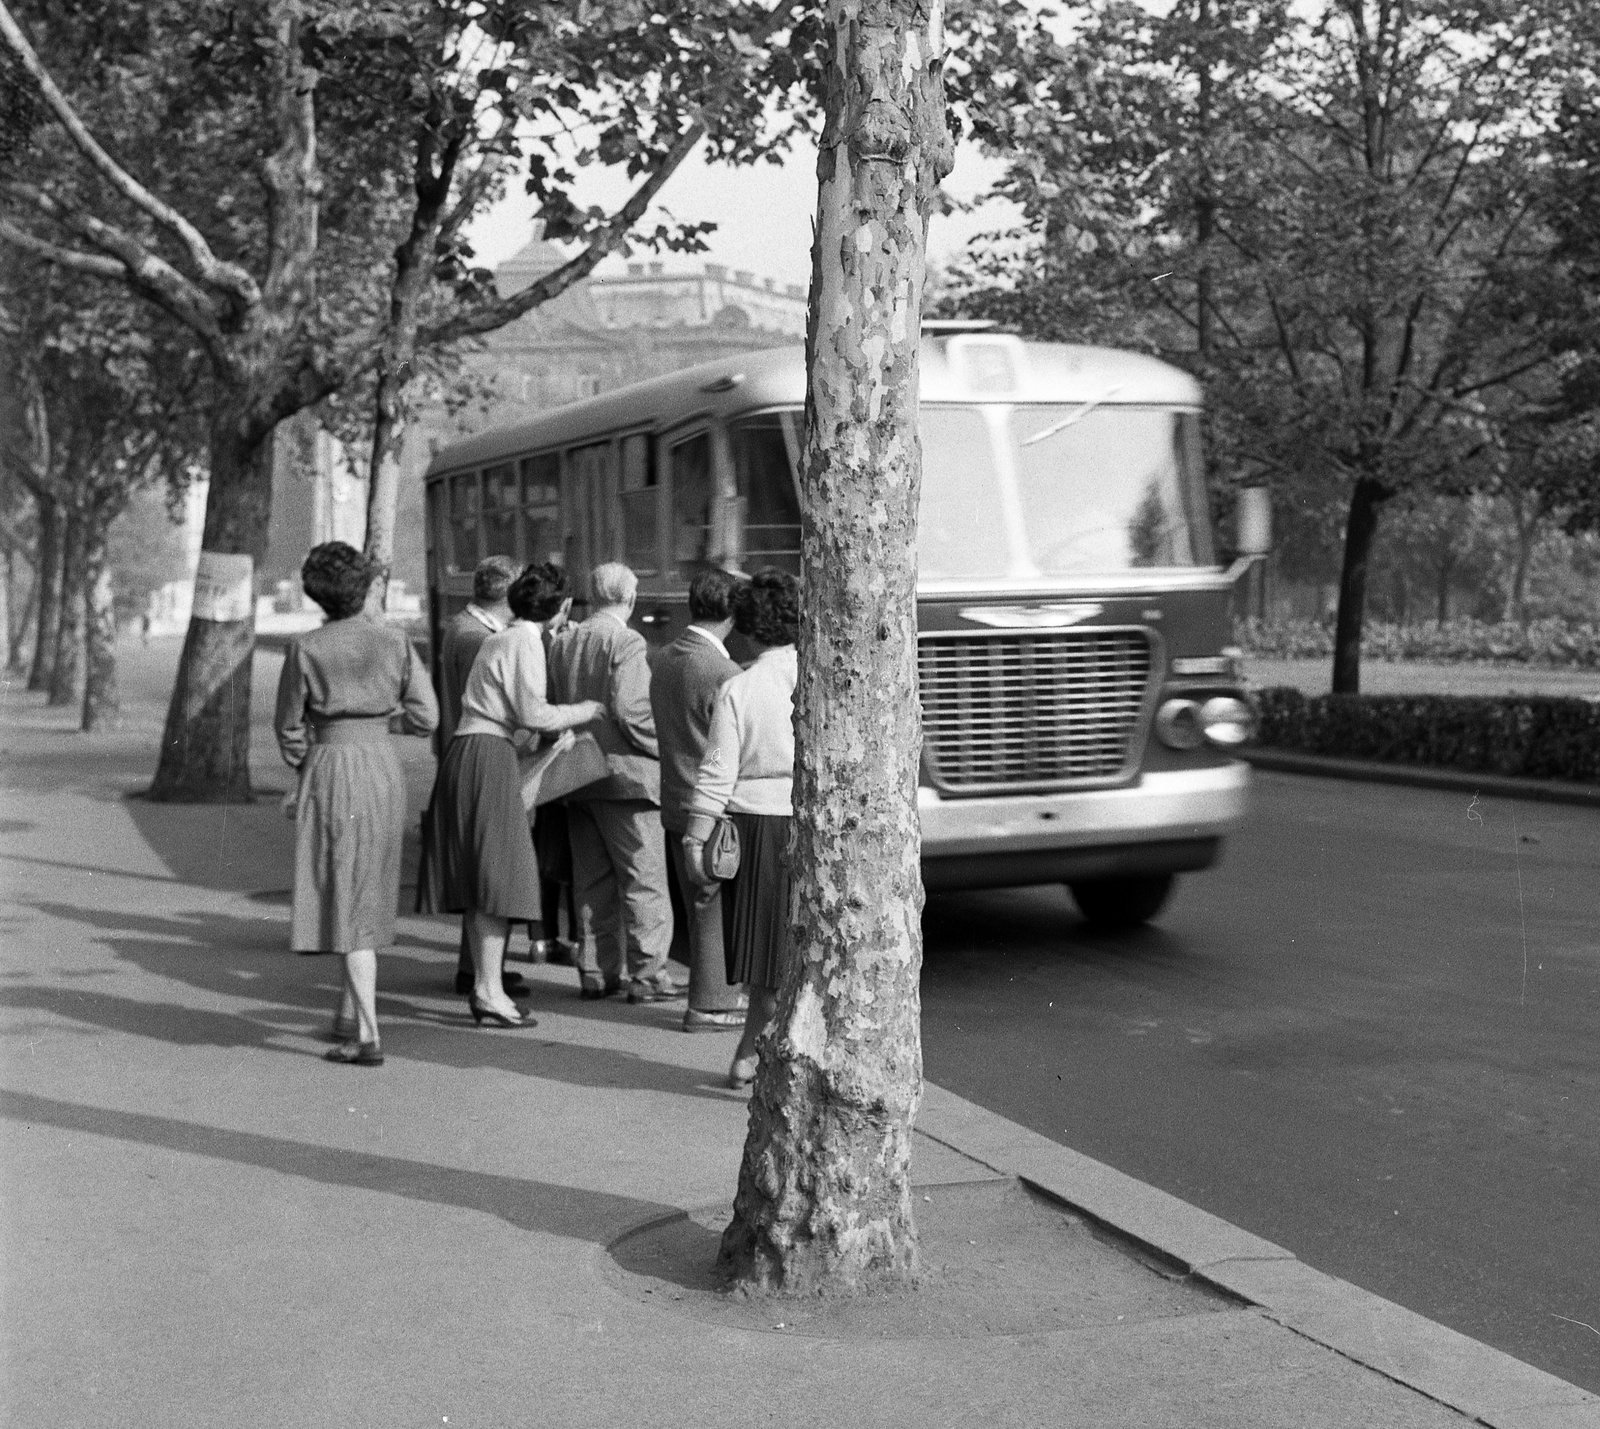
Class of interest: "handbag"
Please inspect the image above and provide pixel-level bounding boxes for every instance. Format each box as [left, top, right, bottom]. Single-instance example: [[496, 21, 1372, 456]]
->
[[518, 730, 609, 810], [703, 815, 741, 881]]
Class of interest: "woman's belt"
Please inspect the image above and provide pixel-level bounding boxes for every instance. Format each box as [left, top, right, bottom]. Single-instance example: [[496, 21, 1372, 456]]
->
[[309, 715, 392, 745]]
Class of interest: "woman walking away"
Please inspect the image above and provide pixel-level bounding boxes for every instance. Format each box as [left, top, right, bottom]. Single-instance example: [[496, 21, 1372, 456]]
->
[[433, 563, 606, 1027], [682, 569, 799, 1090], [275, 542, 439, 1067]]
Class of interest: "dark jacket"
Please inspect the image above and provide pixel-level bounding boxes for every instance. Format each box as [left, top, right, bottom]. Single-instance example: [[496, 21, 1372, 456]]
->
[[547, 611, 661, 803], [649, 627, 741, 833], [435, 606, 500, 751]]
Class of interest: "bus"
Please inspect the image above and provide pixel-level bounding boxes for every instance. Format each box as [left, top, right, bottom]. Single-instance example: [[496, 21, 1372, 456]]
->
[[422, 329, 1253, 926]]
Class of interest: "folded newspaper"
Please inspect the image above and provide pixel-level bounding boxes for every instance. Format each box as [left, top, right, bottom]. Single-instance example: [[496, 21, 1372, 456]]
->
[[517, 730, 609, 810]]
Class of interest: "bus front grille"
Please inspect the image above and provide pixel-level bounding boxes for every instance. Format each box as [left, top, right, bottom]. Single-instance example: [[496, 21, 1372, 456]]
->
[[918, 630, 1151, 793]]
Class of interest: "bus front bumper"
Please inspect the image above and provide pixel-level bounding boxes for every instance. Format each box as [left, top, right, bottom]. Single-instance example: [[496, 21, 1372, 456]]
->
[[918, 762, 1251, 893]]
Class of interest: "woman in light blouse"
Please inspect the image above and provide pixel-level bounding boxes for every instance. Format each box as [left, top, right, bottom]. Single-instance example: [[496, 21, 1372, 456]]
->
[[683, 569, 799, 1089], [275, 542, 439, 1067], [431, 563, 605, 1027]]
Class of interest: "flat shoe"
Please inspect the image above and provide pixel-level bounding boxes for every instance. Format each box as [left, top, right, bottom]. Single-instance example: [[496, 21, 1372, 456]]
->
[[325, 1040, 384, 1067], [683, 1008, 745, 1032], [627, 977, 687, 1004], [728, 1054, 758, 1090], [580, 975, 623, 1001]]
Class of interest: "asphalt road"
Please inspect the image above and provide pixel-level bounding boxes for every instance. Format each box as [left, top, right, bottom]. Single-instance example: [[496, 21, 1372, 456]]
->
[[919, 768, 1600, 1393]]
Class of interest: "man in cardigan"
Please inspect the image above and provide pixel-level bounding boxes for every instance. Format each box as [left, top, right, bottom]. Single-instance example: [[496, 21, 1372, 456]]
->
[[547, 562, 679, 1002], [649, 568, 748, 1031]]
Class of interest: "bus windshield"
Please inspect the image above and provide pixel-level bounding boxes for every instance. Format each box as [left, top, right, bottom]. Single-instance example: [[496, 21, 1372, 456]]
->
[[918, 404, 1214, 580], [744, 403, 1213, 583]]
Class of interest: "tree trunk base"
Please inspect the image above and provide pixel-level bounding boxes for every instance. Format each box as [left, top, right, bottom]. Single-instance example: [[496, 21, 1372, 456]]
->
[[719, 1058, 920, 1297], [147, 615, 256, 803]]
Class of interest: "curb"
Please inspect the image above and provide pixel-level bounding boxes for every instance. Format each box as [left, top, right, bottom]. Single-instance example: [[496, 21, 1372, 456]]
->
[[1240, 748, 1600, 809], [917, 1081, 1600, 1429]]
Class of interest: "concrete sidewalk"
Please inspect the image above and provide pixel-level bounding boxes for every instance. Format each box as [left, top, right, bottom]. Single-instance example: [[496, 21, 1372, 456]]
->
[[3, 646, 1596, 1428]]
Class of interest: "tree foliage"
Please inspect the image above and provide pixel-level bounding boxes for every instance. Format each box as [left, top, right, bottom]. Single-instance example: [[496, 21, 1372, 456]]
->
[[946, 0, 1599, 690], [0, 0, 815, 796]]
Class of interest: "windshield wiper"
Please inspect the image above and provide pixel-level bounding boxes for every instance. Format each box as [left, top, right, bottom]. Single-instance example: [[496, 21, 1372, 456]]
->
[[1019, 386, 1125, 447]]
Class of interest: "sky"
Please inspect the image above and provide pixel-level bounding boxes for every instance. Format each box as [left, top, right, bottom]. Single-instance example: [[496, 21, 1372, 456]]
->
[[465, 134, 1019, 290]]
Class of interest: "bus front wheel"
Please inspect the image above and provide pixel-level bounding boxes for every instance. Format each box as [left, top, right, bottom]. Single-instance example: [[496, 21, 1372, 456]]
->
[[1068, 874, 1175, 929]]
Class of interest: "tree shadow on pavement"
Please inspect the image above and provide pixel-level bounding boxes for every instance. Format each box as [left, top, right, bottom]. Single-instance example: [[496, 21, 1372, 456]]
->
[[122, 797, 296, 892], [16, 900, 735, 1101], [0, 1088, 676, 1247]]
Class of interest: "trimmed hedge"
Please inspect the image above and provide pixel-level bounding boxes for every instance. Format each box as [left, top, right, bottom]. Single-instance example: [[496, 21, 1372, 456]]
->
[[1251, 686, 1600, 783], [1236, 617, 1600, 668]]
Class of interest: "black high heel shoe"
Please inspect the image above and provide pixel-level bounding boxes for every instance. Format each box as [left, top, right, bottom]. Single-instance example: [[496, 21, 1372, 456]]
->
[[468, 993, 537, 1029]]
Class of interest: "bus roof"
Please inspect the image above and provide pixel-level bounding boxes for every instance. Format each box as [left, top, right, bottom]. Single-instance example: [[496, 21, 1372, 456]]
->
[[424, 337, 1203, 480]]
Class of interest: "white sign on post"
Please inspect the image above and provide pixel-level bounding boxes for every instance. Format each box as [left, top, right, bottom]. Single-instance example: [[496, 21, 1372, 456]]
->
[[192, 551, 254, 623]]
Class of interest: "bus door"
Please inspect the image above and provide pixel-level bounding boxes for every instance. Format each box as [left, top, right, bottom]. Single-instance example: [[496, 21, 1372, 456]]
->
[[727, 410, 804, 577], [565, 440, 617, 603], [643, 423, 726, 645]]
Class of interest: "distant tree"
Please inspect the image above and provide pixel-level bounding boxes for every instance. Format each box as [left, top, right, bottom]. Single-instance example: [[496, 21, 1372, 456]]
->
[[948, 0, 1590, 691], [0, 256, 206, 727]]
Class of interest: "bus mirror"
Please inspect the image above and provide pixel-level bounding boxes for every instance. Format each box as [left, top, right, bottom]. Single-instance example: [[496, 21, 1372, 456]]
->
[[1235, 487, 1271, 557]]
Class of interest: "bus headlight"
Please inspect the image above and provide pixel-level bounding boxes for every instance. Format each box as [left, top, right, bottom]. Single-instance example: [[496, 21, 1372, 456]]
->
[[1156, 696, 1255, 750], [1199, 696, 1255, 747], [1155, 699, 1204, 750]]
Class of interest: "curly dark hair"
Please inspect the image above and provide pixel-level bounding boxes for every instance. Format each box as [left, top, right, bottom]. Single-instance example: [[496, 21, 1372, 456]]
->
[[508, 561, 571, 622], [732, 568, 799, 647], [688, 567, 741, 622], [301, 542, 373, 620]]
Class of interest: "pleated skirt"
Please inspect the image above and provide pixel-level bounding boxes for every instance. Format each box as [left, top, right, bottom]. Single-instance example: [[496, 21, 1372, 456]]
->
[[721, 812, 792, 990], [430, 733, 542, 920], [291, 741, 407, 954]]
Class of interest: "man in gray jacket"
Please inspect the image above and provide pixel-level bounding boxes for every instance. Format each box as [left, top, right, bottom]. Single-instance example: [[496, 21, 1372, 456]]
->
[[547, 562, 679, 1002], [649, 568, 748, 1031]]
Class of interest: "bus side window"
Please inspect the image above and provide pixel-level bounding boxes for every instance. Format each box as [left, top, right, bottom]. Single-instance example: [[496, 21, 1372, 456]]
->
[[619, 432, 660, 576], [670, 433, 715, 578], [729, 414, 803, 576], [482, 463, 518, 558], [520, 452, 562, 567], [448, 472, 481, 572]]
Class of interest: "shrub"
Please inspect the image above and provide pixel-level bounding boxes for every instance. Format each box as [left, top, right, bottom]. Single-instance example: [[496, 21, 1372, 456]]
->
[[1235, 617, 1600, 668], [1251, 687, 1600, 783]]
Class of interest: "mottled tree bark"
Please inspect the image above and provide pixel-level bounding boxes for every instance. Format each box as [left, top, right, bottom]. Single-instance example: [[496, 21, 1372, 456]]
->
[[80, 499, 121, 730], [1331, 476, 1387, 695], [148, 417, 273, 802], [718, 0, 952, 1296], [48, 508, 84, 707]]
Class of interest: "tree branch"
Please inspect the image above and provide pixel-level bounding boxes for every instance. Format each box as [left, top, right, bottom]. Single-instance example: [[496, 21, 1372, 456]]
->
[[0, 217, 124, 278], [420, 0, 797, 350], [420, 116, 706, 348], [2, 181, 227, 361], [260, 4, 322, 317], [0, 0, 260, 306]]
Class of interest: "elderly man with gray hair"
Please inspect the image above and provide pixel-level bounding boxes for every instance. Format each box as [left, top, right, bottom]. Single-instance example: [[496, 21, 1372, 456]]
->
[[546, 562, 680, 1002]]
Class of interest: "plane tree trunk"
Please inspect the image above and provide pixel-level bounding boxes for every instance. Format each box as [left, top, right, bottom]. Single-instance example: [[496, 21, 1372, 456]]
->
[[48, 507, 84, 707], [79, 491, 125, 731], [148, 414, 274, 802], [26, 493, 61, 691], [718, 0, 953, 1297]]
